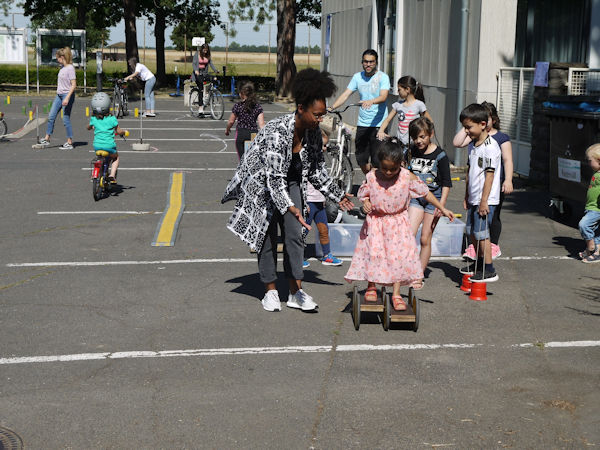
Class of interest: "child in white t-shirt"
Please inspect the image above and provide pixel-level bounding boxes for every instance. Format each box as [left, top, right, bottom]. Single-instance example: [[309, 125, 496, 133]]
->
[[460, 103, 502, 283]]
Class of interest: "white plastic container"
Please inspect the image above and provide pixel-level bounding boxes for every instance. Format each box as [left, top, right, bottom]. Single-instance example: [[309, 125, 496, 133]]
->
[[315, 223, 363, 257], [315, 217, 465, 258], [416, 217, 466, 256]]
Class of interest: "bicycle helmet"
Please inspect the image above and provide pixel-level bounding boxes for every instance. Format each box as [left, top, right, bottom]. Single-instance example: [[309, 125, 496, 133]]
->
[[91, 92, 111, 115]]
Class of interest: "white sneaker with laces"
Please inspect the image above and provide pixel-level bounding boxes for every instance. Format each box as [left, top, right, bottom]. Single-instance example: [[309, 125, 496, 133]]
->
[[287, 289, 318, 311], [261, 290, 281, 312]]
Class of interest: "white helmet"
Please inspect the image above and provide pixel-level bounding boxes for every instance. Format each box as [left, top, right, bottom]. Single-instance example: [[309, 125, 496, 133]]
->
[[91, 92, 111, 115]]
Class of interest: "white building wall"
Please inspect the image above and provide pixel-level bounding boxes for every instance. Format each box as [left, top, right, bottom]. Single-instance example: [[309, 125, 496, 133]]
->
[[476, 0, 518, 103], [321, 0, 519, 164], [322, 0, 373, 126]]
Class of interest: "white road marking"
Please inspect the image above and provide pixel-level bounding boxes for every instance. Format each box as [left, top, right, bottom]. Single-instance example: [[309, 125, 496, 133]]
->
[[81, 167, 235, 171], [37, 211, 231, 215], [5, 255, 575, 268], [115, 151, 237, 154], [1, 341, 598, 366]]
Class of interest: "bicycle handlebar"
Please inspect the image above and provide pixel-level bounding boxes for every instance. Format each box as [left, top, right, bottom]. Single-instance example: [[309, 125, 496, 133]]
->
[[327, 103, 361, 120]]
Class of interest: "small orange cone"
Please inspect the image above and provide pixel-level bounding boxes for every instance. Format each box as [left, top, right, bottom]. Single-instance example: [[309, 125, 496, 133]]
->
[[469, 281, 487, 301], [460, 273, 472, 292]]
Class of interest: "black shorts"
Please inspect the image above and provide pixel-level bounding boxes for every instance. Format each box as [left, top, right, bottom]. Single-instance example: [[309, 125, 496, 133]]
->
[[355, 126, 381, 168]]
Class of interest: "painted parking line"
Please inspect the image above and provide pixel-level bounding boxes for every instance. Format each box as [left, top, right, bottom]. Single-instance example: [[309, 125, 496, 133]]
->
[[1, 340, 598, 366], [151, 172, 185, 247], [5, 255, 575, 268]]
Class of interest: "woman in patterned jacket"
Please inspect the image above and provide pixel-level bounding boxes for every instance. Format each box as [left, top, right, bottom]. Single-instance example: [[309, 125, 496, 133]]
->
[[222, 68, 354, 312]]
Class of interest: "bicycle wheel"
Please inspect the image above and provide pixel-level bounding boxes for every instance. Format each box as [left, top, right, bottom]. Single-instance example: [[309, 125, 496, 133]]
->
[[0, 119, 7, 137], [121, 91, 129, 115], [323, 150, 340, 181], [113, 94, 122, 118], [341, 155, 354, 193], [189, 89, 200, 116], [93, 177, 102, 201], [209, 89, 224, 120]]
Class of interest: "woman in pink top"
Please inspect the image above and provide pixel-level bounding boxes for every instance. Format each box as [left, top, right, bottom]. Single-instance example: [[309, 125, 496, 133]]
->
[[192, 43, 219, 114], [39, 47, 77, 149]]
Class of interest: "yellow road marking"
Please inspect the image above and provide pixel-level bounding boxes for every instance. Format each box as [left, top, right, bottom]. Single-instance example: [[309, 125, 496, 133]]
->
[[152, 172, 185, 247]]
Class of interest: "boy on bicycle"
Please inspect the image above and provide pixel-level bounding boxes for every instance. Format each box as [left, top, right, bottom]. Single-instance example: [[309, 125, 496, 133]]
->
[[87, 92, 127, 183]]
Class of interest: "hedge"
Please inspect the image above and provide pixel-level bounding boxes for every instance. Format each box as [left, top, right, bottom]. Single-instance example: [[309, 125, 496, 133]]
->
[[0, 66, 276, 93]]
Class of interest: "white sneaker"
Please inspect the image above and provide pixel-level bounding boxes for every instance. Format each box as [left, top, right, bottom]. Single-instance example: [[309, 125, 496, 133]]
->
[[287, 289, 318, 311], [261, 290, 281, 312]]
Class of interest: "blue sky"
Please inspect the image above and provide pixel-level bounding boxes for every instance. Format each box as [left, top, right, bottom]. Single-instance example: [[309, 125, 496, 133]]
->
[[4, 3, 321, 48]]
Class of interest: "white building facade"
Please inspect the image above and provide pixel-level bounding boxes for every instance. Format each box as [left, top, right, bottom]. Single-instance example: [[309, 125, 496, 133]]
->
[[322, 0, 600, 167]]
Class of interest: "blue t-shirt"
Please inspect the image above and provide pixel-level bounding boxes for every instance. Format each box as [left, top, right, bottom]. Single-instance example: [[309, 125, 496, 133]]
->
[[90, 115, 119, 150], [347, 70, 391, 127]]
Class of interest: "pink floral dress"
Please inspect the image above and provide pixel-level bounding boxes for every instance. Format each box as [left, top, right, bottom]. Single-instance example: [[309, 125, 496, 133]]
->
[[345, 168, 429, 285]]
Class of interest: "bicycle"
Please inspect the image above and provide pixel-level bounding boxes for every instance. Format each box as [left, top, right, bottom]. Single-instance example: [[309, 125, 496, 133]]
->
[[324, 104, 360, 194], [0, 111, 7, 138], [189, 75, 224, 120], [109, 78, 129, 118], [90, 131, 128, 201]]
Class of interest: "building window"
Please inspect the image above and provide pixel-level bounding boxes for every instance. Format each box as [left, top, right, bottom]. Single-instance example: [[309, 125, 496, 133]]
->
[[515, 0, 591, 67]]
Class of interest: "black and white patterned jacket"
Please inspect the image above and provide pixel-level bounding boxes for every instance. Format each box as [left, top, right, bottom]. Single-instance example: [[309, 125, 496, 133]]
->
[[222, 113, 345, 252]]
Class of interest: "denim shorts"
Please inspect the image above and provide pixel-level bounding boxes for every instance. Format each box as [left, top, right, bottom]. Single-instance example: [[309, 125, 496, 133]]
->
[[409, 190, 440, 214], [466, 204, 496, 241]]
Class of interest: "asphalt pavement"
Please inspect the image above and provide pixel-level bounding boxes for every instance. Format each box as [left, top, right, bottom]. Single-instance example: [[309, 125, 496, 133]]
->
[[0, 94, 598, 449]]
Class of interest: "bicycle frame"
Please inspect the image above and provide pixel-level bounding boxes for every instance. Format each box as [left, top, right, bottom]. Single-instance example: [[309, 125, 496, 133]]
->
[[324, 104, 360, 192]]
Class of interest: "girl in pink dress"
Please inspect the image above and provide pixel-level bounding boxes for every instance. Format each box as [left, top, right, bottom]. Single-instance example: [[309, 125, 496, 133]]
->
[[345, 138, 455, 310]]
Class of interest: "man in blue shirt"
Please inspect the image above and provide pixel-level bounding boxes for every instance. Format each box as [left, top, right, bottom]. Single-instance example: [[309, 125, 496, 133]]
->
[[330, 49, 391, 174]]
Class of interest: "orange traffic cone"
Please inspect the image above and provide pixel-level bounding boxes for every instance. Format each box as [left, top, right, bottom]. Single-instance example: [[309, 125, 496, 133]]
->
[[460, 273, 472, 292], [469, 280, 487, 301]]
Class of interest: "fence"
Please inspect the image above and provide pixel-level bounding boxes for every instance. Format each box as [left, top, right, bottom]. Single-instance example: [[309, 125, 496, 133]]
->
[[567, 68, 600, 95], [497, 67, 535, 176]]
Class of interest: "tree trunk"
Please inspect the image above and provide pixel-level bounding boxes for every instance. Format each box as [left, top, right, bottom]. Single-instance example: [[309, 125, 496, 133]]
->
[[123, 0, 139, 72], [76, 0, 87, 29], [276, 0, 296, 98], [155, 10, 167, 85]]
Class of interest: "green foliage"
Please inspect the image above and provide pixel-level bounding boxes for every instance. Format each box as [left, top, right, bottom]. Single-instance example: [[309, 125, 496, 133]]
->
[[0, 65, 276, 92], [211, 42, 320, 54], [169, 0, 221, 51], [23, 0, 121, 49], [227, 0, 321, 35]]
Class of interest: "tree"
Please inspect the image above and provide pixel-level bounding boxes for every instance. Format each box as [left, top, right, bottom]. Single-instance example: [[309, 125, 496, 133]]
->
[[123, 0, 139, 68], [169, 1, 221, 57], [140, 0, 220, 84], [227, 0, 321, 98], [22, 0, 121, 49]]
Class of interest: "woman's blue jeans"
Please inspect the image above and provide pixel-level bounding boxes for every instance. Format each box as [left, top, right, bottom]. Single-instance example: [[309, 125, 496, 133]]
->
[[579, 209, 600, 245], [144, 77, 156, 111], [46, 93, 74, 138]]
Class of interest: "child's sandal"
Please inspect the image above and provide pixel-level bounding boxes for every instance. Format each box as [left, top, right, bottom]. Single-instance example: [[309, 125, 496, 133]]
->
[[582, 252, 600, 263], [364, 287, 378, 302], [411, 279, 425, 290], [579, 244, 597, 259], [392, 295, 407, 311]]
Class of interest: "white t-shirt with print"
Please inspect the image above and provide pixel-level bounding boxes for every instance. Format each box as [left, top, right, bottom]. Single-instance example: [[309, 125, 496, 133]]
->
[[467, 136, 502, 206]]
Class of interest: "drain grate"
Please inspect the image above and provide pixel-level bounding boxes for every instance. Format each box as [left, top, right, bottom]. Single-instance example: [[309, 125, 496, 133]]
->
[[0, 427, 23, 450]]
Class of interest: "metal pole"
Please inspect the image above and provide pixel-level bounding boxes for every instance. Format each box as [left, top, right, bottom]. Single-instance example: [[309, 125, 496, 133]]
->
[[225, 23, 229, 67], [307, 26, 310, 66], [455, 0, 469, 167], [143, 19, 146, 64], [267, 24, 271, 77]]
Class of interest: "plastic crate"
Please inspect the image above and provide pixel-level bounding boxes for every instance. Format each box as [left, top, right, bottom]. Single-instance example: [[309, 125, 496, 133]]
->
[[416, 217, 466, 256], [315, 223, 362, 257], [315, 218, 465, 258]]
